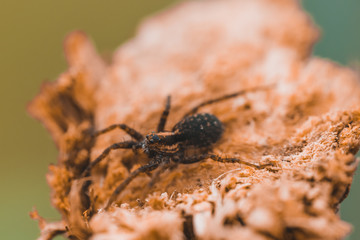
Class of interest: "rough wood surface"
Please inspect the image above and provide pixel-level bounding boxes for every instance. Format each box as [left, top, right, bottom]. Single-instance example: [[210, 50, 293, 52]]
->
[[29, 0, 360, 239]]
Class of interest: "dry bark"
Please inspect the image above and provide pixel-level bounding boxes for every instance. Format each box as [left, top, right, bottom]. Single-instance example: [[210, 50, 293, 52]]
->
[[29, 0, 360, 239]]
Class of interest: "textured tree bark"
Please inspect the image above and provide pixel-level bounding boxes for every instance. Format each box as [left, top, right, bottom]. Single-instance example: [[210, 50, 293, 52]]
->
[[29, 0, 360, 239]]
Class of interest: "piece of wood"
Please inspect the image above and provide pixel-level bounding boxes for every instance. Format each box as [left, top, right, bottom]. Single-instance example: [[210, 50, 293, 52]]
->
[[28, 0, 360, 239]]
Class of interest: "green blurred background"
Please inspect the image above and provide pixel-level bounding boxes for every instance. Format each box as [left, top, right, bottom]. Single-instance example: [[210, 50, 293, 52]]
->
[[0, 1, 359, 239]]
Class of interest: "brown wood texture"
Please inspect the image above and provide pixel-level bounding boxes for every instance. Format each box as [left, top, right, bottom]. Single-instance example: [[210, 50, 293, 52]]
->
[[29, 0, 360, 239]]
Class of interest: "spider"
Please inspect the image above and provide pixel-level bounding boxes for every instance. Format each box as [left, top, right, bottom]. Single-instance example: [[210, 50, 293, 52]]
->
[[81, 85, 274, 209]]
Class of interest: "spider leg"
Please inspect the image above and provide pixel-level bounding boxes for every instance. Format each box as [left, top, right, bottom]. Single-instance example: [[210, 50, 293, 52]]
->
[[105, 162, 160, 209], [141, 160, 177, 198], [183, 84, 275, 117], [157, 96, 171, 132], [206, 154, 271, 169], [93, 124, 144, 141], [82, 140, 139, 177], [179, 153, 271, 169]]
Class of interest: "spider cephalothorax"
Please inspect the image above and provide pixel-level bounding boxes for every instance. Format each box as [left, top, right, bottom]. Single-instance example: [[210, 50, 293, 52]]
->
[[81, 85, 274, 210], [144, 131, 181, 156]]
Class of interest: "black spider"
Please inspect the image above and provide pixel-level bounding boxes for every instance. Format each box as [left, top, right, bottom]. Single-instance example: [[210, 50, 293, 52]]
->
[[81, 85, 274, 209]]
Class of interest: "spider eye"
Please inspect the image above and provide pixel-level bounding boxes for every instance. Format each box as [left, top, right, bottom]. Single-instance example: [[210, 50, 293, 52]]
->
[[147, 133, 160, 144], [152, 135, 160, 142]]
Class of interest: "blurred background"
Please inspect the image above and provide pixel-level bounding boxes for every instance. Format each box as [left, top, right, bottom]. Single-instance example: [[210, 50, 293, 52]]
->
[[0, 0, 359, 239]]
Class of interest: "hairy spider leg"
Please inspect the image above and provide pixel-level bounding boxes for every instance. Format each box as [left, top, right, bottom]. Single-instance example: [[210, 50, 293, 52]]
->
[[82, 141, 139, 178], [141, 160, 178, 198], [105, 162, 160, 210], [93, 124, 144, 141], [157, 96, 171, 132], [179, 153, 271, 169], [148, 161, 174, 188], [183, 84, 276, 117]]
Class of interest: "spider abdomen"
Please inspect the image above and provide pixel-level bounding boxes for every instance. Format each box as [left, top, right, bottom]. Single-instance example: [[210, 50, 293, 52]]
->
[[173, 113, 224, 147]]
